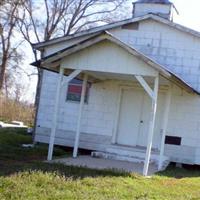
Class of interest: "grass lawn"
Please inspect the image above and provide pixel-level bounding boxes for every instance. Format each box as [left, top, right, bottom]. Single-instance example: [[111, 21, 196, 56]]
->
[[0, 129, 200, 200]]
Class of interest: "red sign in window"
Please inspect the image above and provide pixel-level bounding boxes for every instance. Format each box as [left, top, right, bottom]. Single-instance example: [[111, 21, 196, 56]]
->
[[68, 85, 82, 94], [66, 82, 90, 103]]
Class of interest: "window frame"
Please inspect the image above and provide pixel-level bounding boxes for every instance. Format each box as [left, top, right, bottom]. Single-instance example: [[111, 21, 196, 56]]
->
[[66, 80, 90, 104]]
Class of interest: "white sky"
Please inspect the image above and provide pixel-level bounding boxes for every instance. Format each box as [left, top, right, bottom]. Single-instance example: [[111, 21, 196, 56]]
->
[[171, 0, 200, 31], [23, 0, 200, 103]]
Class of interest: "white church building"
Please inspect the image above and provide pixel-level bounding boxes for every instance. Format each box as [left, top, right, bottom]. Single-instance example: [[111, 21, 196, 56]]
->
[[32, 0, 200, 176]]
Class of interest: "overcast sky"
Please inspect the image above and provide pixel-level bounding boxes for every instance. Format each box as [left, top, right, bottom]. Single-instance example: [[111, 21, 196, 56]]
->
[[171, 0, 200, 31], [24, 0, 200, 102]]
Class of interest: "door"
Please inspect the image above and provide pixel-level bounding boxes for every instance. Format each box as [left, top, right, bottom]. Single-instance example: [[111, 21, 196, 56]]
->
[[137, 92, 165, 150], [116, 88, 143, 146], [116, 87, 165, 150]]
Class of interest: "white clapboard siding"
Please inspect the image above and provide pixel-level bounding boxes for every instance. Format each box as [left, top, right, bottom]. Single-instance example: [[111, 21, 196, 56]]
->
[[36, 72, 200, 165], [35, 127, 112, 152]]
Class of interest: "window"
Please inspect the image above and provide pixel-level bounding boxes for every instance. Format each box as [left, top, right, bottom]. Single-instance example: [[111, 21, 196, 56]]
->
[[165, 136, 181, 146], [66, 79, 90, 103]]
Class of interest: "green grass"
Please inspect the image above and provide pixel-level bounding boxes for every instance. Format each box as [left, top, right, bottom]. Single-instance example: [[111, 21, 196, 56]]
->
[[0, 128, 66, 176], [0, 128, 200, 200]]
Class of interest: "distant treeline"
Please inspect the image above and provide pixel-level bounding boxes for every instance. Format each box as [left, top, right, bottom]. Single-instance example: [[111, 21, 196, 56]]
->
[[0, 95, 35, 126]]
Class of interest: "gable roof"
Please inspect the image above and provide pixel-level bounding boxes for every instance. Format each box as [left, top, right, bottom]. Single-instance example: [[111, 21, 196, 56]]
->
[[32, 31, 170, 76], [31, 31, 200, 95], [33, 14, 200, 50]]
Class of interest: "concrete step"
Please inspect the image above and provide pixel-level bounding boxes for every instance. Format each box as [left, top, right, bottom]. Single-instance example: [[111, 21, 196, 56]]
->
[[109, 144, 159, 154], [106, 147, 152, 161], [91, 151, 149, 164], [106, 146, 169, 165]]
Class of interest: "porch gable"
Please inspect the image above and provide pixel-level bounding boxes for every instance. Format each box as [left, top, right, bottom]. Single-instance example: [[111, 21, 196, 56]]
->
[[61, 39, 158, 77]]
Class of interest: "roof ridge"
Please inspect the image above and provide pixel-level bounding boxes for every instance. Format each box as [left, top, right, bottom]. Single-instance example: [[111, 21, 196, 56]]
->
[[33, 13, 200, 54]]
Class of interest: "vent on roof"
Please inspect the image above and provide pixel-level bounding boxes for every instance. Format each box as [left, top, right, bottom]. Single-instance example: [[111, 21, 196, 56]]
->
[[122, 22, 139, 30], [132, 0, 176, 21]]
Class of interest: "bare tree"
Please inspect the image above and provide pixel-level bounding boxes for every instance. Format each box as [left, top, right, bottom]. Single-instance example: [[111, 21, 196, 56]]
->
[[18, 0, 128, 125], [0, 0, 25, 93], [0, 0, 5, 7], [19, 0, 128, 43]]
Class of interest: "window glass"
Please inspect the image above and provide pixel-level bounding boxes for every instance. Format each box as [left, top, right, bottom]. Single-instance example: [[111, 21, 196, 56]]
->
[[66, 79, 89, 103]]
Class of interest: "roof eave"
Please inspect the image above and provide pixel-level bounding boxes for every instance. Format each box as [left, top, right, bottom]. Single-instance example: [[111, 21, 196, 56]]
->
[[33, 13, 200, 51], [33, 31, 172, 77]]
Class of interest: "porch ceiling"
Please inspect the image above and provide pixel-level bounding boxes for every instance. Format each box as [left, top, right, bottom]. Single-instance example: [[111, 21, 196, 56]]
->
[[91, 71, 200, 95], [62, 69, 196, 94], [85, 70, 170, 86]]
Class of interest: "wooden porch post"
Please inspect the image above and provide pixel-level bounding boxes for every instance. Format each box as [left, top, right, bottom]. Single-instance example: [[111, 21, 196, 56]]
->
[[143, 76, 159, 176], [135, 75, 159, 176], [47, 69, 82, 161], [47, 67, 64, 161], [158, 84, 172, 170], [73, 74, 88, 158]]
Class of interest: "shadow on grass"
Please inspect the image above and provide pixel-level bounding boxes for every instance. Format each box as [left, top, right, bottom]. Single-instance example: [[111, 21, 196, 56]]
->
[[156, 164, 200, 179], [1, 127, 200, 180], [0, 128, 138, 180], [2, 159, 200, 180]]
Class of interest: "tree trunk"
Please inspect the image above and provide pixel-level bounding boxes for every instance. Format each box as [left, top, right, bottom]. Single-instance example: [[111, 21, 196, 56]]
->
[[32, 63, 43, 143], [34, 68, 43, 107], [0, 55, 7, 93]]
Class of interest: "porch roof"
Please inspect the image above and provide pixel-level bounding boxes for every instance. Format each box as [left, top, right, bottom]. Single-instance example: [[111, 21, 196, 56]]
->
[[31, 31, 200, 95]]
